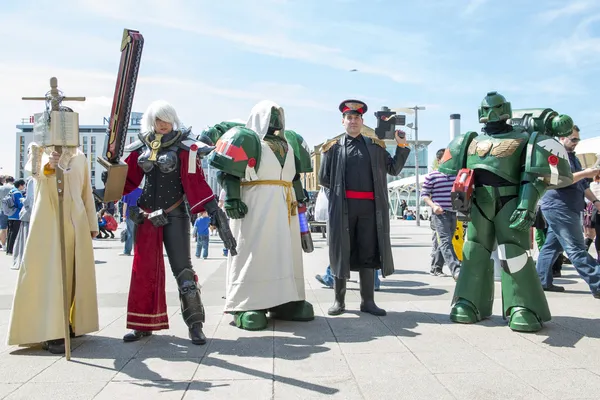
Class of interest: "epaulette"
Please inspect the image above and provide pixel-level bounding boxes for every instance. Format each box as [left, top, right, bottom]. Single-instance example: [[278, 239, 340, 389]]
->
[[321, 138, 339, 153], [178, 138, 214, 155], [125, 138, 145, 152]]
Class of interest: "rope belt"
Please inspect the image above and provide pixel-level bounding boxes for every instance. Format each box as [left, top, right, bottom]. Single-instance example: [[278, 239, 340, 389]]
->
[[241, 180, 297, 224]]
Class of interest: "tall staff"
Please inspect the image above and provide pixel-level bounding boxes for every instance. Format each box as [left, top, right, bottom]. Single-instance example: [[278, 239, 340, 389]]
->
[[22, 77, 85, 361]]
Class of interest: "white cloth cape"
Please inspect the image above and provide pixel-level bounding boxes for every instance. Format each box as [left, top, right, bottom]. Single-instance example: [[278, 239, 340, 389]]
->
[[224, 100, 306, 311]]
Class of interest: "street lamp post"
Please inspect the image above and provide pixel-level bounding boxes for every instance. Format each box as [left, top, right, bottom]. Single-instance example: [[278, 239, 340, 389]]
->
[[404, 106, 426, 226]]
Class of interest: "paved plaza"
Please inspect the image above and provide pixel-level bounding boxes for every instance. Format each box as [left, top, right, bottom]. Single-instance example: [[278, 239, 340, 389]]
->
[[0, 220, 598, 399]]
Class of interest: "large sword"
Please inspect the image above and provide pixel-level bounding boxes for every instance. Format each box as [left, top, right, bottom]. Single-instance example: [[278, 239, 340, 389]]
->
[[22, 77, 86, 361], [96, 28, 144, 203]]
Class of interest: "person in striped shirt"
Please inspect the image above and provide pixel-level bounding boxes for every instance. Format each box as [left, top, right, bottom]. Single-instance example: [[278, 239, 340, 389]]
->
[[421, 149, 461, 280]]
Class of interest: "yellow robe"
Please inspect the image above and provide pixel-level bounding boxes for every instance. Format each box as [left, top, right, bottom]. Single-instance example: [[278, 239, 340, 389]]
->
[[7, 149, 100, 345]]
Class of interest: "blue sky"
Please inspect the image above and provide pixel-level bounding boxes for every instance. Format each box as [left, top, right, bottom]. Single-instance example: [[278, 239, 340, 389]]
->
[[1, 0, 599, 174]]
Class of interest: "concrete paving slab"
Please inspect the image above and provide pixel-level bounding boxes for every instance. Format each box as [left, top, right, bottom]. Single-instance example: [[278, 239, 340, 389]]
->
[[114, 357, 201, 382], [194, 354, 274, 381], [436, 371, 548, 400], [0, 353, 60, 383], [358, 372, 455, 400], [185, 379, 273, 399], [30, 358, 128, 383], [0, 384, 20, 399], [520, 368, 600, 399], [273, 376, 362, 399], [4, 382, 107, 400], [0, 220, 599, 399], [93, 381, 190, 399]]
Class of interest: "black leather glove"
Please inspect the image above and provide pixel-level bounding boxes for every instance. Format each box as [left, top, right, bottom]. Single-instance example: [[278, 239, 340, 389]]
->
[[204, 199, 238, 256]]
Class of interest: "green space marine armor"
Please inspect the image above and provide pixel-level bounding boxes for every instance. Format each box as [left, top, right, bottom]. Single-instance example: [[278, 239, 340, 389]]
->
[[439, 92, 574, 332], [204, 112, 314, 331]]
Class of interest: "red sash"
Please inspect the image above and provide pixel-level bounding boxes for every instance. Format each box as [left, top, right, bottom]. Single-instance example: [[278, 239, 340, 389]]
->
[[346, 190, 375, 200]]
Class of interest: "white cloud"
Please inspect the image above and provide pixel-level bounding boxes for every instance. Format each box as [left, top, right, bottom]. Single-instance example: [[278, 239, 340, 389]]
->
[[538, 13, 600, 67], [71, 0, 427, 84], [462, 0, 489, 17], [537, 1, 597, 24]]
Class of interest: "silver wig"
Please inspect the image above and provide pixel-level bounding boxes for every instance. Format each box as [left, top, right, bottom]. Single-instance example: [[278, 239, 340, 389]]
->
[[141, 100, 183, 133]]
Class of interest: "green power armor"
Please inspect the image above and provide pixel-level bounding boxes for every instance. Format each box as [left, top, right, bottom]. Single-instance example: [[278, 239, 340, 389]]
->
[[439, 91, 574, 332], [204, 109, 315, 331]]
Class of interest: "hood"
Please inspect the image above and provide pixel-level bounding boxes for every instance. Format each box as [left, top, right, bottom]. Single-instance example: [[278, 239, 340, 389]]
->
[[246, 100, 285, 139]]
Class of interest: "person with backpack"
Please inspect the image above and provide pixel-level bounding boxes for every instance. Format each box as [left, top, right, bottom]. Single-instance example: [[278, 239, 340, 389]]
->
[[0, 176, 15, 250], [12, 177, 35, 270], [4, 179, 26, 255]]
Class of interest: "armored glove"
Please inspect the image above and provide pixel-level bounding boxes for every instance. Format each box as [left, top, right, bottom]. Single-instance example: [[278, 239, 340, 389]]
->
[[510, 179, 545, 231], [224, 199, 248, 219], [204, 198, 237, 256], [509, 209, 536, 231]]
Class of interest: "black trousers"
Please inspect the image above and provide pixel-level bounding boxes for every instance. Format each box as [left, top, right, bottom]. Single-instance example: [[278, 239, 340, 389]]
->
[[348, 199, 380, 270], [162, 205, 194, 278], [6, 219, 21, 255]]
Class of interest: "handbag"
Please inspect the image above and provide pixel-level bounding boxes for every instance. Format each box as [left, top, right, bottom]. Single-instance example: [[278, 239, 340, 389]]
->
[[314, 187, 329, 222], [120, 228, 128, 243]]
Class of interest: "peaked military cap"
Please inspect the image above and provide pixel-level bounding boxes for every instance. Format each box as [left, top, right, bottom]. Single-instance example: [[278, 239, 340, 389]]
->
[[339, 99, 368, 115]]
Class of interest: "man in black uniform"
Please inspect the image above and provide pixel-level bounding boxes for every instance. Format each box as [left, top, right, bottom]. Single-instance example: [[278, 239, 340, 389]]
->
[[319, 99, 410, 316]]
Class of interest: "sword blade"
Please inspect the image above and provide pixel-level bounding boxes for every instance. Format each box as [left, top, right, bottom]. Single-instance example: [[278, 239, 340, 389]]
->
[[103, 29, 144, 163]]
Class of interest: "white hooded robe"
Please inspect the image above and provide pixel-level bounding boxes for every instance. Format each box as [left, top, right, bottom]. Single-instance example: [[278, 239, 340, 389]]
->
[[224, 100, 306, 312]]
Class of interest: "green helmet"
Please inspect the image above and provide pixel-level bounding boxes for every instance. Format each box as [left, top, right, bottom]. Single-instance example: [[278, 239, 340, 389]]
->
[[269, 107, 285, 131], [478, 91, 512, 123]]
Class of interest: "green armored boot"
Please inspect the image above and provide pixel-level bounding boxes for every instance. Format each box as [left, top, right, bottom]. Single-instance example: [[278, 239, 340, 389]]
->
[[233, 311, 268, 331], [270, 301, 315, 321]]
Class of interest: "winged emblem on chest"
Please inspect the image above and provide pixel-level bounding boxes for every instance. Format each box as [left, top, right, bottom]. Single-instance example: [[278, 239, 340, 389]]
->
[[468, 138, 524, 158]]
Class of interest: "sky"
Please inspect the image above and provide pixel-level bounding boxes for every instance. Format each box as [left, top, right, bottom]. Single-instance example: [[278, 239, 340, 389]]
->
[[1, 0, 600, 175]]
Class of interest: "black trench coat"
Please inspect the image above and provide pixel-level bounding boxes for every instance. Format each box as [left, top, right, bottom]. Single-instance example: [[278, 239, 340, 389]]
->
[[319, 135, 410, 279]]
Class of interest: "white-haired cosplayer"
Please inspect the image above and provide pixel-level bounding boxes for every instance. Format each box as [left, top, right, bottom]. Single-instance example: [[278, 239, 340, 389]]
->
[[119, 100, 233, 345], [140, 100, 184, 134]]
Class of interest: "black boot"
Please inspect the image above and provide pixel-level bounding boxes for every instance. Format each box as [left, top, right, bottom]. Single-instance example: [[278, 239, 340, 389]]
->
[[359, 269, 386, 316], [189, 323, 207, 345], [42, 339, 66, 354], [328, 277, 346, 316], [123, 330, 152, 342], [176, 269, 207, 345]]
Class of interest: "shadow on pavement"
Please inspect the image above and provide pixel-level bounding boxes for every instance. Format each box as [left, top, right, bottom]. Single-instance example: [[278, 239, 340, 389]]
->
[[393, 269, 429, 275], [8, 306, 600, 394], [532, 315, 600, 348]]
